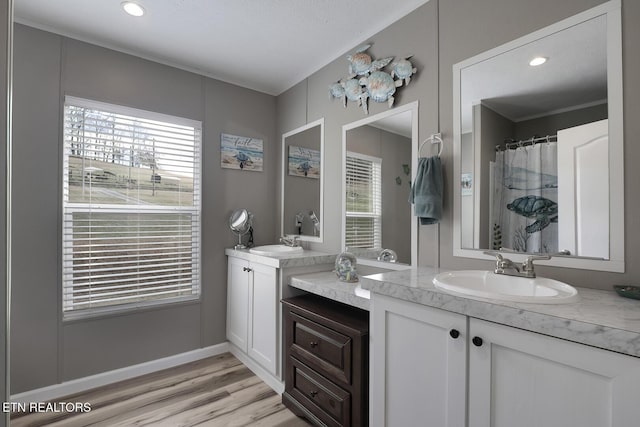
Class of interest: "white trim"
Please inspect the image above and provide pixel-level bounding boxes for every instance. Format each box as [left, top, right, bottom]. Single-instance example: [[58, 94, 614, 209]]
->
[[10, 343, 229, 404], [281, 117, 325, 243], [228, 343, 284, 394], [452, 0, 624, 272], [64, 95, 202, 129]]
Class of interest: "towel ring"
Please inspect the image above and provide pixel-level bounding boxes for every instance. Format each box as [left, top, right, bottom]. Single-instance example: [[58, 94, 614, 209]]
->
[[419, 133, 443, 157]]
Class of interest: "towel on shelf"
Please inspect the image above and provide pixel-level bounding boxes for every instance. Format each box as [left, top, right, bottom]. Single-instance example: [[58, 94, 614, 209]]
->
[[409, 156, 443, 225]]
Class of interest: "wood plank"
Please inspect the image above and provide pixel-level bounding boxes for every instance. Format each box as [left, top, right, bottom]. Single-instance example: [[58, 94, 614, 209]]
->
[[11, 353, 311, 427]]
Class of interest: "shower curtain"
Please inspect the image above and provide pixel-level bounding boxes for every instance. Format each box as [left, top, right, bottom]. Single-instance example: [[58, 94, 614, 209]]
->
[[490, 141, 558, 253]]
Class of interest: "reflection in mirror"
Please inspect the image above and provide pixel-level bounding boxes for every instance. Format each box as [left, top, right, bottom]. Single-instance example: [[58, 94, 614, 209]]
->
[[453, 1, 624, 272], [342, 102, 418, 266], [281, 118, 324, 242]]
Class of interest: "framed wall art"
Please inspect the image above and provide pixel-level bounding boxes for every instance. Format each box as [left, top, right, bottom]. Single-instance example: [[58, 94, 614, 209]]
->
[[220, 133, 263, 171]]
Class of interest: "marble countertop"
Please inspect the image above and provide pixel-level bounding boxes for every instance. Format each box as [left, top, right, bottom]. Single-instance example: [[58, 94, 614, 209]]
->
[[289, 271, 371, 311], [225, 247, 337, 268], [359, 267, 640, 358]]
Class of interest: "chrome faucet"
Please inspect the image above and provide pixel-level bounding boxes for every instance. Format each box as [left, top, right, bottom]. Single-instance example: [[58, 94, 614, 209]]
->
[[484, 251, 550, 278], [295, 212, 304, 234], [280, 235, 301, 247], [308, 210, 320, 236]]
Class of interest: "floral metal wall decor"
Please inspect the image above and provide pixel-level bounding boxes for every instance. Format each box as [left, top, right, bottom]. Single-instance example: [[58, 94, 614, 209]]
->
[[330, 44, 417, 115]]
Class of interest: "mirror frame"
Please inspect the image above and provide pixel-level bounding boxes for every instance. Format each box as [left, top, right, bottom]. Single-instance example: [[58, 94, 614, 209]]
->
[[453, 0, 624, 272], [281, 117, 325, 243], [341, 101, 419, 268]]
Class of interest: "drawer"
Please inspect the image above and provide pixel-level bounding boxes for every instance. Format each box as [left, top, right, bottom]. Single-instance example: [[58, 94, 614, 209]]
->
[[290, 311, 352, 385], [288, 357, 351, 427]]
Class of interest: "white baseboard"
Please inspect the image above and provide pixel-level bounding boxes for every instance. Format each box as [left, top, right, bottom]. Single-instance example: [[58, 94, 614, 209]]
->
[[228, 344, 284, 394], [11, 342, 230, 403]]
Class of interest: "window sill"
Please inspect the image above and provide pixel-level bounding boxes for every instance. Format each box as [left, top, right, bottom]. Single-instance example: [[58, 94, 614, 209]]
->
[[62, 295, 201, 324]]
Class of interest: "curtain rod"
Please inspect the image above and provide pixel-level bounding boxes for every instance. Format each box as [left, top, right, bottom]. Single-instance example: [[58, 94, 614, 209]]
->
[[496, 134, 557, 151]]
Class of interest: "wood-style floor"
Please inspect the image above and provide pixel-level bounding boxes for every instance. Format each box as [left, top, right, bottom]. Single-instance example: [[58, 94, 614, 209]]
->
[[11, 352, 312, 427]]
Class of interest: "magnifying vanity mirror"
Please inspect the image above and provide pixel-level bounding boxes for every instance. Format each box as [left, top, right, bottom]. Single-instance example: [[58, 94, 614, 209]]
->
[[229, 208, 253, 249], [281, 118, 324, 242], [453, 1, 624, 272], [342, 101, 418, 266]]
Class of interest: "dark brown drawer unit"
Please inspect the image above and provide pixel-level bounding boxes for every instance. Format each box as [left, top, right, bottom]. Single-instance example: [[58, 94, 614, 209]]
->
[[282, 294, 369, 427]]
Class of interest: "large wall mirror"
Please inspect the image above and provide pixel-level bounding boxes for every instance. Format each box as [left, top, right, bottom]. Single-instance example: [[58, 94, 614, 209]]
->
[[342, 101, 418, 267], [281, 118, 324, 242], [453, 0, 623, 272]]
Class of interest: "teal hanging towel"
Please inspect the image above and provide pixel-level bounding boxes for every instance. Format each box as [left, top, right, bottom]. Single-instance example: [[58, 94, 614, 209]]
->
[[409, 156, 443, 225]]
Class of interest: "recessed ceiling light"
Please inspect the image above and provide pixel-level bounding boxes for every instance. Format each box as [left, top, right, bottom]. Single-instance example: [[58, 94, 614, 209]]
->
[[122, 1, 145, 17], [529, 56, 547, 67]]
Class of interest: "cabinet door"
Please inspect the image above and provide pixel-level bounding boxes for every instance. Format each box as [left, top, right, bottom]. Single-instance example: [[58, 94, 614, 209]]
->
[[469, 318, 640, 427], [248, 262, 278, 374], [226, 257, 249, 352], [370, 294, 467, 427]]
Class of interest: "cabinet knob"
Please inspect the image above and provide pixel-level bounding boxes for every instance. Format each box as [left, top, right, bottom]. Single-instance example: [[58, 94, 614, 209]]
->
[[309, 341, 318, 348], [310, 390, 318, 398], [449, 329, 460, 339], [472, 336, 484, 347]]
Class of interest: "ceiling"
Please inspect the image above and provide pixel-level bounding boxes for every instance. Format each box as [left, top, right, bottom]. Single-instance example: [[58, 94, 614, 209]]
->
[[14, 0, 431, 95], [460, 14, 607, 133]]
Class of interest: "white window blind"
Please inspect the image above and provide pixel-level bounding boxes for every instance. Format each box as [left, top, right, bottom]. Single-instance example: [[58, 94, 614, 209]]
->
[[345, 151, 382, 249], [62, 97, 202, 317]]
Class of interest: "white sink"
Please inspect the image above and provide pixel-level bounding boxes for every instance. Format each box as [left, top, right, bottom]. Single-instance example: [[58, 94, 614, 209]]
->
[[433, 270, 578, 304], [249, 244, 303, 256]]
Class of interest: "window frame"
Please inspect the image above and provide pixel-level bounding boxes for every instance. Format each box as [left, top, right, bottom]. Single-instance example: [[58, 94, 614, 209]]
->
[[344, 150, 383, 250], [61, 96, 202, 320]]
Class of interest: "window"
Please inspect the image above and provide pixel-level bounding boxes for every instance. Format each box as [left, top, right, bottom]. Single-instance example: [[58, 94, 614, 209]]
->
[[345, 151, 382, 249], [62, 97, 201, 317]]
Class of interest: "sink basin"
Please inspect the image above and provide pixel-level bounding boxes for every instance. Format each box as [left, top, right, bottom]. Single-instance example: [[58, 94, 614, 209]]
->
[[433, 270, 578, 304], [249, 245, 303, 256]]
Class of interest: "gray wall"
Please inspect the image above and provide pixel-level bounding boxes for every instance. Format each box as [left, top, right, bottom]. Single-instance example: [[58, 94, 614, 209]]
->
[[11, 24, 277, 393], [277, 1, 440, 265], [514, 103, 608, 139], [2, 1, 10, 423], [278, 0, 640, 290], [477, 103, 514, 248]]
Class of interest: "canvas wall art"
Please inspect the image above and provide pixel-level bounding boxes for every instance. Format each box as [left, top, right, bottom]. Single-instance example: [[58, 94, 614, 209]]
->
[[288, 146, 320, 179], [220, 133, 264, 171]]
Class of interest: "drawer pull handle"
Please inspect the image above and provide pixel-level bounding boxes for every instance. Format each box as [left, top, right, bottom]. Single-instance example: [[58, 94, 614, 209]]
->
[[472, 336, 484, 347], [449, 329, 460, 339], [243, 267, 253, 272], [310, 390, 318, 398], [309, 341, 318, 348]]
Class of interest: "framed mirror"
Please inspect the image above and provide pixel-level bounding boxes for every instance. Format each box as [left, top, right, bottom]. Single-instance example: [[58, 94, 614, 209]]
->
[[342, 101, 418, 267], [281, 118, 324, 242], [453, 1, 623, 272]]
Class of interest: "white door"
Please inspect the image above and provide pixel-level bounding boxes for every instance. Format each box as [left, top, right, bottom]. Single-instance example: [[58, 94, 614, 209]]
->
[[370, 295, 467, 427], [226, 257, 249, 352], [469, 318, 640, 427], [248, 262, 278, 375], [557, 119, 609, 258]]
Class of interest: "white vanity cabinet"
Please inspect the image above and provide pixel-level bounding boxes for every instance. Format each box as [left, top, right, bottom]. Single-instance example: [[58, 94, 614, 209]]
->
[[370, 294, 467, 427], [371, 294, 640, 427], [468, 318, 640, 427], [226, 250, 337, 394], [226, 256, 277, 375]]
